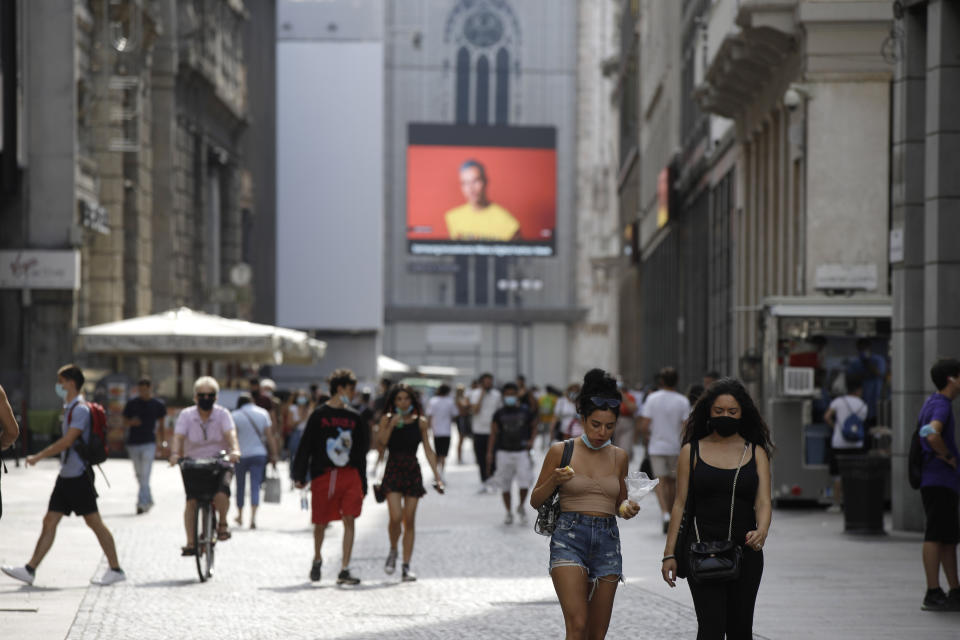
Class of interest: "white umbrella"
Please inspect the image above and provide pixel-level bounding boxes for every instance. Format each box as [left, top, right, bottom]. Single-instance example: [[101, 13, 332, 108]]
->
[[377, 354, 412, 375], [77, 307, 326, 397]]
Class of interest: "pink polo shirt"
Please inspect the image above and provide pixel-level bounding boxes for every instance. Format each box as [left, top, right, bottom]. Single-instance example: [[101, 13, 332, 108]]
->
[[174, 405, 236, 459]]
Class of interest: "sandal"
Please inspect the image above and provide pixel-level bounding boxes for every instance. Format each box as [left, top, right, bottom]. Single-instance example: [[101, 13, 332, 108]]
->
[[217, 527, 232, 541], [181, 545, 196, 556]]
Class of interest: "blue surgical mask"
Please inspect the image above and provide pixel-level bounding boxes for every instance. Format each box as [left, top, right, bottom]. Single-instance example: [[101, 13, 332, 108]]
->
[[339, 394, 352, 405], [397, 405, 412, 416], [504, 396, 518, 406], [297, 396, 308, 406], [581, 433, 612, 450], [54, 383, 67, 400]]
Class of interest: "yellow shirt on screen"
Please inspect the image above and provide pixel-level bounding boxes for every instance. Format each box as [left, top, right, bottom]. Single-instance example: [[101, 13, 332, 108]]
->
[[445, 203, 520, 241]]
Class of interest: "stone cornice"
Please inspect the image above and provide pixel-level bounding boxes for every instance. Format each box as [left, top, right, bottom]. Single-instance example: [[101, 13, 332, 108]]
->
[[696, 0, 892, 121]]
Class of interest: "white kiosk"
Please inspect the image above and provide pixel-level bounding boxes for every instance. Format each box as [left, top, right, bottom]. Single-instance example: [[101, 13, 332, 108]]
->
[[760, 297, 891, 504]]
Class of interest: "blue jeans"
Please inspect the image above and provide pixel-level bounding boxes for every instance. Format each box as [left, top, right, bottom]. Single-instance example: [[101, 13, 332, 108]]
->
[[235, 455, 267, 508], [127, 442, 156, 509], [549, 512, 623, 581]]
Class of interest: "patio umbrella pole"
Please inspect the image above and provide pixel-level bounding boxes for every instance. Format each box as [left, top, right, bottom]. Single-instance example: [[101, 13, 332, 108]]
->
[[176, 353, 183, 401]]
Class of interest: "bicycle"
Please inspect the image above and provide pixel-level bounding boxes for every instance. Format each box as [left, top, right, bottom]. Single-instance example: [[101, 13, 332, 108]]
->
[[178, 452, 233, 582]]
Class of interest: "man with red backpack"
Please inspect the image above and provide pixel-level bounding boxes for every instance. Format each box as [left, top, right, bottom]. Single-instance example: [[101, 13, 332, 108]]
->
[[1, 364, 125, 587]]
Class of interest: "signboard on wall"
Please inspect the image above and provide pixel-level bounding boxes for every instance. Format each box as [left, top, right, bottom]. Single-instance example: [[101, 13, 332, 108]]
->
[[0, 250, 80, 290], [426, 323, 483, 346], [814, 264, 878, 291], [406, 124, 557, 258]]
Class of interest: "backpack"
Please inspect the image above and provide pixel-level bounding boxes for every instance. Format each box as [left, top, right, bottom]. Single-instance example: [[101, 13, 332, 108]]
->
[[908, 420, 924, 490], [68, 400, 109, 466], [840, 397, 866, 443]]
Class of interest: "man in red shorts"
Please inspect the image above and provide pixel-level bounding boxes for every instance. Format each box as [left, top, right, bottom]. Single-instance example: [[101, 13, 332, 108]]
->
[[293, 369, 369, 585]]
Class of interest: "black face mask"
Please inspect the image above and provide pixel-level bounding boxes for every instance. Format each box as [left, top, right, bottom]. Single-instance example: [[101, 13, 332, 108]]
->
[[709, 416, 740, 438], [197, 397, 215, 411]]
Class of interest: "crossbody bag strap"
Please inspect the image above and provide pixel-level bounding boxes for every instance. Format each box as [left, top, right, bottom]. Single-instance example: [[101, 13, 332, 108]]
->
[[238, 410, 266, 445], [549, 439, 576, 501]]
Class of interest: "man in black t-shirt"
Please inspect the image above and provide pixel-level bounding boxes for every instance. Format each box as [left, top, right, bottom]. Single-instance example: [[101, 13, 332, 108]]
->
[[487, 383, 536, 526], [122, 378, 167, 515], [293, 369, 369, 586]]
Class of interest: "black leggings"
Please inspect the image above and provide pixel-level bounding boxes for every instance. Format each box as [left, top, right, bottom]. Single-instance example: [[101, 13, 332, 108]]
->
[[688, 548, 763, 639]]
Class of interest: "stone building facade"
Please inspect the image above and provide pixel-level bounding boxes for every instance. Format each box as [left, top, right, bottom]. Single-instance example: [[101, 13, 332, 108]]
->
[[0, 0, 272, 415]]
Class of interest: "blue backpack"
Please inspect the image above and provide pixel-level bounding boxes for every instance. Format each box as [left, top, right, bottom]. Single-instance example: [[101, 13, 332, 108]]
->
[[840, 398, 866, 443]]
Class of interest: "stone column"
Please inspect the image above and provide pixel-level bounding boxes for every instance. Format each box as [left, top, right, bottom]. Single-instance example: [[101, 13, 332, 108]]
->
[[891, 5, 928, 531], [923, 0, 960, 362]]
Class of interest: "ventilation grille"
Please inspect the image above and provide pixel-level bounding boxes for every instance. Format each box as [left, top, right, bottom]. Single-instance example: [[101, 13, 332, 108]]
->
[[783, 367, 815, 396]]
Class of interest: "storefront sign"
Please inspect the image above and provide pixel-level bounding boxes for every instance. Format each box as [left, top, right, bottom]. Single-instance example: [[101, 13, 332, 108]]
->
[[814, 263, 878, 291], [889, 228, 903, 263], [426, 323, 482, 346], [0, 250, 81, 290], [657, 166, 671, 229]]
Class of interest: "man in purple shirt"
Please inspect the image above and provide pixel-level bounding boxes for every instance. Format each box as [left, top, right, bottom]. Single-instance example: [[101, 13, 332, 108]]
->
[[917, 358, 960, 611]]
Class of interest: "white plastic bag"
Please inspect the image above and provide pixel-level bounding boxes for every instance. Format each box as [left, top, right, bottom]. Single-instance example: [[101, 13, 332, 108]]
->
[[625, 471, 659, 505]]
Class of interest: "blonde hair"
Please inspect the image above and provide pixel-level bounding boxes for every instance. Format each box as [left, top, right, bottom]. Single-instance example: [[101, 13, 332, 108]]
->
[[193, 376, 220, 394]]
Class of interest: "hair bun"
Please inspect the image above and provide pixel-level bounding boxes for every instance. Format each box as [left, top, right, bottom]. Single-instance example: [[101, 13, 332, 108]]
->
[[582, 368, 618, 395]]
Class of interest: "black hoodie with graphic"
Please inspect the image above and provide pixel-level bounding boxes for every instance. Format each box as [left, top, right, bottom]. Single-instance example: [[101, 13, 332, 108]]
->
[[292, 403, 369, 489]]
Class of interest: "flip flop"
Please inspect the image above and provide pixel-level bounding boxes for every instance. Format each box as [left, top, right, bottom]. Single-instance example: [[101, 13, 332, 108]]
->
[[181, 545, 196, 556], [217, 528, 232, 541]]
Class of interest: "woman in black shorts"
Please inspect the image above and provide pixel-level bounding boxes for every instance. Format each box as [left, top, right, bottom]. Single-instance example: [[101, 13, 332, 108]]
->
[[377, 384, 444, 581]]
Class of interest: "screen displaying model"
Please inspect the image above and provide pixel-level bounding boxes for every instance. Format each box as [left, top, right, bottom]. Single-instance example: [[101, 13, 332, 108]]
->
[[406, 123, 557, 257]]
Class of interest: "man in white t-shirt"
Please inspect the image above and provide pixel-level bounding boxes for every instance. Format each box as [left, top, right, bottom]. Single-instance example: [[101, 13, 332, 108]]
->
[[469, 373, 502, 489], [426, 384, 460, 480], [824, 376, 868, 512], [638, 367, 690, 533]]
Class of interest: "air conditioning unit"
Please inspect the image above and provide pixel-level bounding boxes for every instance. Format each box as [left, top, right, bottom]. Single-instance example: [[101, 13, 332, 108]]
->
[[782, 366, 815, 397]]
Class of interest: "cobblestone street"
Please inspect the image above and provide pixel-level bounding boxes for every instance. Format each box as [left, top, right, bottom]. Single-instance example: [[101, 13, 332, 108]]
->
[[2, 448, 957, 639]]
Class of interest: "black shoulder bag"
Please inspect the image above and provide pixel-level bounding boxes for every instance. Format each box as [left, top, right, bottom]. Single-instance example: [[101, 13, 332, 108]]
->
[[688, 442, 749, 583], [534, 439, 575, 536]]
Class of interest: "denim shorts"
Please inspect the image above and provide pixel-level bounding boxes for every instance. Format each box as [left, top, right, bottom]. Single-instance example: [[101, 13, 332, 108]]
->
[[549, 512, 623, 581]]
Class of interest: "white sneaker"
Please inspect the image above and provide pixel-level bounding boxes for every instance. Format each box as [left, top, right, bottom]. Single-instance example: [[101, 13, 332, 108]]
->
[[1, 565, 35, 585], [92, 568, 126, 586], [517, 509, 528, 524], [503, 512, 514, 525]]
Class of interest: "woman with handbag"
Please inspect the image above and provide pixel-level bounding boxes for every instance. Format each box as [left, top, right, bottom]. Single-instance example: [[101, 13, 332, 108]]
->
[[661, 378, 773, 639], [531, 369, 640, 640], [377, 384, 444, 582], [231, 394, 278, 529]]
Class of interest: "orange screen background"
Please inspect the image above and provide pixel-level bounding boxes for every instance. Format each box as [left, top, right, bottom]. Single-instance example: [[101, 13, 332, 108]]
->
[[406, 145, 556, 241]]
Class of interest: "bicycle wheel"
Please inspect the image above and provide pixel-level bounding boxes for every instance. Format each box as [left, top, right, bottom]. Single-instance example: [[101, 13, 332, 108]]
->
[[204, 504, 216, 579], [194, 502, 207, 582]]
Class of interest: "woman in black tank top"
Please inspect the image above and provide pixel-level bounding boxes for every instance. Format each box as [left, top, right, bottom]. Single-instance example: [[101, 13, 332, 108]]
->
[[661, 378, 774, 640]]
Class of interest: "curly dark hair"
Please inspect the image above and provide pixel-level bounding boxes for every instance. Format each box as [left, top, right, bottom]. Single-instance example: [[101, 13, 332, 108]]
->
[[682, 377, 775, 455], [575, 368, 622, 419], [384, 383, 424, 419]]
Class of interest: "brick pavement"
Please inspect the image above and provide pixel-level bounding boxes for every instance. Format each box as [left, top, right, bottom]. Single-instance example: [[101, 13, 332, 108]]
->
[[2, 446, 959, 639]]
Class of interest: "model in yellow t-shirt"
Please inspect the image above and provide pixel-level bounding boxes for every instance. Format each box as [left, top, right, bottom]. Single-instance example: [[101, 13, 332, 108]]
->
[[444, 160, 521, 241]]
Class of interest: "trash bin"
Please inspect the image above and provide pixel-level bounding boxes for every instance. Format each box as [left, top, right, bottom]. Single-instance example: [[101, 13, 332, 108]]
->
[[839, 455, 887, 535]]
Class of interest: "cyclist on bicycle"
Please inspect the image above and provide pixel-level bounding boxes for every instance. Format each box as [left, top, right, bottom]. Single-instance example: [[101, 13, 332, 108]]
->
[[169, 376, 240, 555]]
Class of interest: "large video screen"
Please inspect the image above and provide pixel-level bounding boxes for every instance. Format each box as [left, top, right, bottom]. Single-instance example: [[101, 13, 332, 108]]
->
[[406, 124, 556, 257]]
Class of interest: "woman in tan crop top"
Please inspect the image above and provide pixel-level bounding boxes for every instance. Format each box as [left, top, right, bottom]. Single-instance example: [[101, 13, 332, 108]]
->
[[531, 369, 641, 640]]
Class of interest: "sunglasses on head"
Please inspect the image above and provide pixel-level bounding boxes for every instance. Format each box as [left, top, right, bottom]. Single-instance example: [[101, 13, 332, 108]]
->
[[590, 396, 621, 409], [196, 392, 216, 399]]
